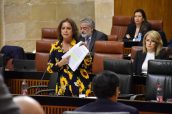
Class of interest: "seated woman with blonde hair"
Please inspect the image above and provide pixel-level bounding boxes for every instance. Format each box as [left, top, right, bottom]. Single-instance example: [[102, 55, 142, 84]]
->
[[133, 30, 168, 75]]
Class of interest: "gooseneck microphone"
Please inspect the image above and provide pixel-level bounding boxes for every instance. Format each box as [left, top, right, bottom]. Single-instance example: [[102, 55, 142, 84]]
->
[[34, 60, 51, 94]]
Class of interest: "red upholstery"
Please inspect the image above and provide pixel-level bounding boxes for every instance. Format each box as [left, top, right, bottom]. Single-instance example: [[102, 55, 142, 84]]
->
[[148, 20, 163, 31], [108, 35, 118, 41], [92, 41, 124, 74], [35, 40, 56, 71], [131, 46, 143, 60], [111, 16, 131, 41], [42, 28, 58, 40]]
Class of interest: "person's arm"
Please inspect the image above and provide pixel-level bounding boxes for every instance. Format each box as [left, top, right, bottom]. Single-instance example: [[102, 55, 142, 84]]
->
[[133, 51, 139, 75], [141, 22, 152, 37], [100, 33, 108, 41], [97, 32, 108, 41], [124, 23, 134, 40], [0, 75, 21, 114], [47, 43, 70, 73]]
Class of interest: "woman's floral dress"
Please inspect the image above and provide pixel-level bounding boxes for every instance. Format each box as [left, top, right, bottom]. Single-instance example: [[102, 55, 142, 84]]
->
[[47, 39, 92, 96]]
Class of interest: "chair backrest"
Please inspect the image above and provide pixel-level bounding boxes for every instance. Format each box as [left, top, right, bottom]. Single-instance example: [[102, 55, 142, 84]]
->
[[42, 28, 58, 41], [130, 46, 143, 60], [148, 20, 163, 31], [63, 111, 129, 114], [166, 47, 172, 59], [104, 59, 133, 94], [108, 35, 118, 41], [35, 40, 56, 71], [92, 41, 124, 74], [146, 60, 172, 101], [0, 45, 26, 71], [111, 16, 132, 41], [13, 59, 36, 72]]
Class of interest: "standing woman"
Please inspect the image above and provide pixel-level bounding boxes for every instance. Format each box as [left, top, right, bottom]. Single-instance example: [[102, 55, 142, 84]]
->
[[124, 9, 151, 44], [47, 18, 92, 96], [133, 30, 168, 75]]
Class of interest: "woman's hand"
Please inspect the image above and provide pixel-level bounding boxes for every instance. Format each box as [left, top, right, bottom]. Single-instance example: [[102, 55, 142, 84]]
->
[[80, 41, 87, 47], [126, 34, 131, 39], [56, 56, 70, 67]]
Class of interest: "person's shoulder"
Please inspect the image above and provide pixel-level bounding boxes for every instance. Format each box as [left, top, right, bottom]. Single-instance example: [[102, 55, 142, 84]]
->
[[128, 23, 135, 27], [117, 102, 139, 113], [143, 21, 152, 28], [74, 102, 95, 111], [94, 29, 107, 36], [136, 50, 143, 55], [93, 29, 108, 40]]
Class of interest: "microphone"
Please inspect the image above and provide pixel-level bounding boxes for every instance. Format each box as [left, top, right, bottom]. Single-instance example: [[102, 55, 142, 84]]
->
[[34, 60, 51, 95]]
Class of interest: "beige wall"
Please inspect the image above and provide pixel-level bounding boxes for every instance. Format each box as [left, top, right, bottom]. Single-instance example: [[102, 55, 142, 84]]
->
[[1, 0, 113, 52], [95, 0, 114, 34], [0, 0, 3, 47]]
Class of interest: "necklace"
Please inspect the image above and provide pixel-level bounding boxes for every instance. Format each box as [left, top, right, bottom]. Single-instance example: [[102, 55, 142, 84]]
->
[[62, 42, 71, 52]]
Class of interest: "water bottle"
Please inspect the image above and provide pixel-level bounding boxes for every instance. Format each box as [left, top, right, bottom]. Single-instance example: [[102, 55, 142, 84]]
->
[[137, 32, 142, 41], [156, 82, 163, 102], [21, 79, 28, 95]]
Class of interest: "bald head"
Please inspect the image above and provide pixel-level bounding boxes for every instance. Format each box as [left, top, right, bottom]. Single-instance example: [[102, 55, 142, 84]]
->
[[13, 96, 44, 114]]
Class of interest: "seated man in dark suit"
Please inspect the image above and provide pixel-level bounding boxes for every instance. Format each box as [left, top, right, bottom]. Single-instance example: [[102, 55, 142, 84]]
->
[[79, 17, 108, 53], [75, 71, 139, 114]]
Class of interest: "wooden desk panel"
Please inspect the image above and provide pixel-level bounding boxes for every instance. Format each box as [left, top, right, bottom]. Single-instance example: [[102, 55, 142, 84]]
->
[[7, 79, 48, 94]]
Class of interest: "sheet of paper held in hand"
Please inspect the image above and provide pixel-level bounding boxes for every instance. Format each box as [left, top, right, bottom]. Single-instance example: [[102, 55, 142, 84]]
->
[[62, 41, 89, 71]]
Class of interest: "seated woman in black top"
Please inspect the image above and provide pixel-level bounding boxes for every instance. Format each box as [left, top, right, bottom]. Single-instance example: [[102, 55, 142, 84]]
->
[[124, 9, 151, 45], [133, 30, 168, 75]]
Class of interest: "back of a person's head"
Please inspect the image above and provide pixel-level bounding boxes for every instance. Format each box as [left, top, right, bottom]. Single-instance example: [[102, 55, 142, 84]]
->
[[13, 96, 44, 114], [92, 71, 119, 99]]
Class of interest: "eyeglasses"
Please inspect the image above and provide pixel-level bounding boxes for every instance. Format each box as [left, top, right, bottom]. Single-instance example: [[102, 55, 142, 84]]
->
[[146, 39, 156, 44]]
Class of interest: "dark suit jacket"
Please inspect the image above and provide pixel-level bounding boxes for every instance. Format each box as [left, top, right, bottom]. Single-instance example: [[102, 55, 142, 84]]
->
[[133, 49, 168, 75], [124, 22, 152, 46], [75, 99, 139, 114], [0, 75, 21, 114], [79, 29, 108, 53]]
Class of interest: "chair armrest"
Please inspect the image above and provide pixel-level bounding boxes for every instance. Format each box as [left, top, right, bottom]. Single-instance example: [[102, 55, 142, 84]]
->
[[27, 85, 48, 90], [35, 89, 55, 95], [130, 94, 145, 100], [108, 35, 118, 41], [118, 94, 134, 100]]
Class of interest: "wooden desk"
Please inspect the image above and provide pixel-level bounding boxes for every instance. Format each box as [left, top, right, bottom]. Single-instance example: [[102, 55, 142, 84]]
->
[[4, 71, 146, 95], [4, 71, 50, 94], [123, 40, 140, 58], [29, 95, 172, 114]]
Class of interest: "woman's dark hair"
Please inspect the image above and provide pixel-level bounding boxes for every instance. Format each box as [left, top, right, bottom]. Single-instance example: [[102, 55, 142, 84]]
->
[[92, 71, 119, 99], [57, 18, 78, 42], [131, 9, 148, 23]]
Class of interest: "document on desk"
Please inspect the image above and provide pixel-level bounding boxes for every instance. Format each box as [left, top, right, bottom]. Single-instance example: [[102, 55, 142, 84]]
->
[[62, 41, 89, 71]]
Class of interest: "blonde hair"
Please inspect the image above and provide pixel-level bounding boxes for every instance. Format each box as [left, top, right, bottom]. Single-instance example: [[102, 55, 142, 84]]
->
[[142, 30, 163, 55]]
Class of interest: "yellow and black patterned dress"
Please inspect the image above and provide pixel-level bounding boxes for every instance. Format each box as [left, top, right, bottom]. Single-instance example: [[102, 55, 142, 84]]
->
[[47, 39, 92, 96]]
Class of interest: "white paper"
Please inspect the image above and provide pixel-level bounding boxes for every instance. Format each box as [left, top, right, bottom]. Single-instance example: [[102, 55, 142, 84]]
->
[[62, 41, 83, 58], [62, 41, 89, 71]]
